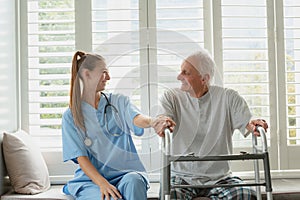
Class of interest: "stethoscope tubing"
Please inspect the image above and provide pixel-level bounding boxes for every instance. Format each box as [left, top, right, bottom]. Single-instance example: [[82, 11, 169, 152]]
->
[[82, 92, 124, 147]]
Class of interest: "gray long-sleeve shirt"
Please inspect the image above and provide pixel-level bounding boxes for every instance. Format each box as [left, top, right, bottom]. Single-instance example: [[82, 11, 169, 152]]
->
[[160, 86, 252, 185]]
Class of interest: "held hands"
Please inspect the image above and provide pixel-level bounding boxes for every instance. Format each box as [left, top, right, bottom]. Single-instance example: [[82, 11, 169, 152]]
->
[[150, 115, 176, 137], [246, 119, 269, 136], [99, 179, 122, 200]]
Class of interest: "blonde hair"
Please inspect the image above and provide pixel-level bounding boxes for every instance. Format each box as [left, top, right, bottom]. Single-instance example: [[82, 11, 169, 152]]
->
[[69, 51, 105, 131]]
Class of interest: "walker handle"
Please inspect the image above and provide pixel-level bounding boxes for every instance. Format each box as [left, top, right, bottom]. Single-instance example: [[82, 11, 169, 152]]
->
[[163, 128, 171, 155], [252, 125, 268, 153]]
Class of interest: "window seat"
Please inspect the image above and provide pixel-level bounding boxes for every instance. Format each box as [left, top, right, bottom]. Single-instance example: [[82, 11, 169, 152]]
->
[[1, 185, 73, 200], [0, 183, 159, 200], [1, 184, 159, 200]]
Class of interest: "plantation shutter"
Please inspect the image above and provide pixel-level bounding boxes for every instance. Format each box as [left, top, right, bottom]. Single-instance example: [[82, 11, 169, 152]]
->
[[151, 0, 206, 172], [27, 0, 75, 150], [278, 0, 300, 169], [91, 0, 145, 150], [220, 0, 270, 147], [155, 0, 205, 91]]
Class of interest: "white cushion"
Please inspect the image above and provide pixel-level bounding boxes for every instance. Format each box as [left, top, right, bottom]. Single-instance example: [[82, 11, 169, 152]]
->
[[2, 130, 50, 194], [1, 185, 74, 200]]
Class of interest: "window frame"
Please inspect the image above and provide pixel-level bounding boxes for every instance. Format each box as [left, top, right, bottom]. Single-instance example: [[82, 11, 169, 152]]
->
[[0, 0, 18, 133], [17, 0, 300, 182]]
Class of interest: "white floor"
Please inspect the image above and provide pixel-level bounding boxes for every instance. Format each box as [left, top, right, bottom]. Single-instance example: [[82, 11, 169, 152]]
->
[[268, 178, 300, 194]]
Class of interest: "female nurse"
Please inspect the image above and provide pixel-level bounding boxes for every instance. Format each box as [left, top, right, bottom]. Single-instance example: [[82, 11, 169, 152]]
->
[[62, 51, 175, 200]]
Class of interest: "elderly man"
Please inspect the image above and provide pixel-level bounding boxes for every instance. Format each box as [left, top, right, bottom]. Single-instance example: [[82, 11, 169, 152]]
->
[[155, 48, 268, 200]]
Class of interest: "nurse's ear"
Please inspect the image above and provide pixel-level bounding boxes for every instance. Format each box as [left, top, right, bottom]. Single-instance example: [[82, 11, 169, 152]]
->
[[81, 68, 92, 80]]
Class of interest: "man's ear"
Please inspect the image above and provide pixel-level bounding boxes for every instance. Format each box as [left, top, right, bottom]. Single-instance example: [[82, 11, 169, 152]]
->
[[202, 74, 210, 83]]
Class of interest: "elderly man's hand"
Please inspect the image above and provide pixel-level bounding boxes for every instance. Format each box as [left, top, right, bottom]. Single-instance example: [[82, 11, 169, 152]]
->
[[151, 115, 176, 137], [246, 119, 268, 136]]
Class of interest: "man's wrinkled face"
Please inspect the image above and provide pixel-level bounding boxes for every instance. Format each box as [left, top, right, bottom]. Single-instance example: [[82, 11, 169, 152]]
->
[[177, 60, 204, 95]]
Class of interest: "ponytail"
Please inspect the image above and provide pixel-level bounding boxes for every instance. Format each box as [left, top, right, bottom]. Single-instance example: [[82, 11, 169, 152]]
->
[[70, 51, 86, 131]]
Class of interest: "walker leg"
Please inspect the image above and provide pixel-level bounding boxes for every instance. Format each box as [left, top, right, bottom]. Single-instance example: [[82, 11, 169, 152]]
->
[[264, 152, 273, 200], [253, 136, 262, 200], [254, 159, 262, 200], [161, 147, 170, 200], [266, 192, 273, 200], [162, 156, 170, 200]]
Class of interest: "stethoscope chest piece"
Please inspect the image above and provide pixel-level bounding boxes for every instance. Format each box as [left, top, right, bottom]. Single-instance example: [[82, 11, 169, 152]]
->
[[84, 137, 92, 147]]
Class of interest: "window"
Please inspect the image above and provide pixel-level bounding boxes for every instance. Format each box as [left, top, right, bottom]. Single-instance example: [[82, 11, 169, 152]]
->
[[24, 0, 76, 177], [154, 0, 205, 172], [218, 0, 271, 171], [280, 0, 300, 169], [17, 0, 300, 180], [222, 1, 269, 124], [91, 0, 152, 168], [26, 0, 75, 150]]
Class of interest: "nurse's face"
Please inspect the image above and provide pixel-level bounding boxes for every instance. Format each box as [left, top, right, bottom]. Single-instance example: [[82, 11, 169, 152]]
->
[[93, 61, 110, 92]]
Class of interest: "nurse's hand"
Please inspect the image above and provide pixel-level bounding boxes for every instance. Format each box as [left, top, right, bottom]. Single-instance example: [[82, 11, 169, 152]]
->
[[99, 179, 122, 200]]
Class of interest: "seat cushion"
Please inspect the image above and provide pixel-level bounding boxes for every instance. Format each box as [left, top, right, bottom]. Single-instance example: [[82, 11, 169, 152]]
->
[[1, 185, 74, 200]]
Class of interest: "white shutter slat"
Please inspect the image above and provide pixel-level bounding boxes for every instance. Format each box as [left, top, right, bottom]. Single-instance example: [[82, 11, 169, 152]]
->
[[30, 64, 70, 69], [29, 118, 62, 126], [29, 96, 68, 103]]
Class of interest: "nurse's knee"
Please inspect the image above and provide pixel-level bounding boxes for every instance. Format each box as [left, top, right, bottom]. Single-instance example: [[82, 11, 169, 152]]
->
[[76, 183, 101, 200], [118, 172, 147, 199], [118, 172, 148, 193], [120, 172, 146, 188]]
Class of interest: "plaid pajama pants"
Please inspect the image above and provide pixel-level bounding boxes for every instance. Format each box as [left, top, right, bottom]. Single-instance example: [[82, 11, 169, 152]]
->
[[169, 176, 257, 200]]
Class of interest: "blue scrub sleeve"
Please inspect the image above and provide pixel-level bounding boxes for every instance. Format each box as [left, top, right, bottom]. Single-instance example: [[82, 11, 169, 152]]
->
[[124, 96, 144, 136], [62, 109, 89, 164], [113, 94, 144, 136]]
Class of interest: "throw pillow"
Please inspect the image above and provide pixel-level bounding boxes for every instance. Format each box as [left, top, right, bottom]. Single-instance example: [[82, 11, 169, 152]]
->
[[2, 130, 51, 194]]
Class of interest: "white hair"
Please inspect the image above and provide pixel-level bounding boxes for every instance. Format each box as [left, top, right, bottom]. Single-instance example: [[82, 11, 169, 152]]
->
[[186, 49, 216, 85]]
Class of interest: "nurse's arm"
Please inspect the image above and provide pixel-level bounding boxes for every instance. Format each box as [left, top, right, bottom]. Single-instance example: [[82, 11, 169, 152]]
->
[[77, 156, 122, 200], [133, 114, 176, 136]]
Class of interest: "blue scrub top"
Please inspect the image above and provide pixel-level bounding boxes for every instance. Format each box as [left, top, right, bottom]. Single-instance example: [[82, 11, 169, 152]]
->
[[62, 93, 148, 195]]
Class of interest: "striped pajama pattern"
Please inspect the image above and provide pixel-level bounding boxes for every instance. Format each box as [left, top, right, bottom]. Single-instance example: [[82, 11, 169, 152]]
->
[[170, 176, 257, 200]]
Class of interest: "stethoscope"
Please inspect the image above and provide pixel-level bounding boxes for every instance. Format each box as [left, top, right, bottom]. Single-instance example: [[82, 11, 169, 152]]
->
[[83, 92, 124, 147]]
